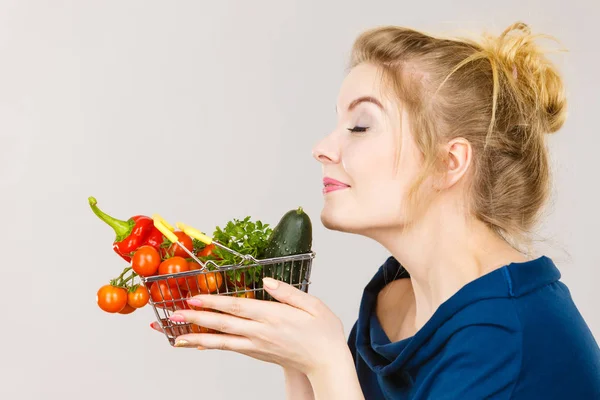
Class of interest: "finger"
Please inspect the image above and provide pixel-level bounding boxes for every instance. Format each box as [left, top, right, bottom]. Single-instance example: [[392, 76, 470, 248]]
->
[[262, 278, 322, 315], [150, 321, 164, 333], [187, 294, 274, 321], [174, 333, 255, 353], [169, 309, 261, 337]]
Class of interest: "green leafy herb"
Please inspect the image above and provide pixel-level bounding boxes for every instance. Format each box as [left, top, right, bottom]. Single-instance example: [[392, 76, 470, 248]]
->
[[201, 216, 273, 286]]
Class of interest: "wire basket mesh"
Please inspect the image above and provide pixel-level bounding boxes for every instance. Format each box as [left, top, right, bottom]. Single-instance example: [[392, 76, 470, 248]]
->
[[142, 252, 315, 345]]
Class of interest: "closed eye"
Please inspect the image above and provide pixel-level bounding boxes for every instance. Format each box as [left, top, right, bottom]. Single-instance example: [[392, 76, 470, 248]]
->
[[347, 126, 369, 133]]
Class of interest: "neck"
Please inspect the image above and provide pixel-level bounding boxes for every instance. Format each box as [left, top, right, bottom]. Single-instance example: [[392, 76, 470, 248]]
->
[[371, 197, 528, 333]]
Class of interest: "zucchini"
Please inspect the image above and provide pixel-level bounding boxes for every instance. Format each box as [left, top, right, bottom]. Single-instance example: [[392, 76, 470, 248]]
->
[[261, 207, 312, 299]]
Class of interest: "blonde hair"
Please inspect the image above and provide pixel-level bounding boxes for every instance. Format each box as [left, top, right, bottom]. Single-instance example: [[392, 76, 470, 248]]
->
[[350, 22, 567, 249]]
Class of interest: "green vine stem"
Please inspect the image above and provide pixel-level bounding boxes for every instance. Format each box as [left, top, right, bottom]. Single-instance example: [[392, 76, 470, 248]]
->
[[109, 266, 140, 289]]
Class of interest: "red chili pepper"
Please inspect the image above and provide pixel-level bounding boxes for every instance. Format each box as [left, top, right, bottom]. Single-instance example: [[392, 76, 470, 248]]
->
[[130, 215, 164, 249], [88, 197, 164, 262], [144, 223, 166, 250]]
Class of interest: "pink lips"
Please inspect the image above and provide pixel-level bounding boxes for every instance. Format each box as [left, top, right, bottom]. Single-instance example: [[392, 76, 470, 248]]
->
[[323, 177, 350, 194]]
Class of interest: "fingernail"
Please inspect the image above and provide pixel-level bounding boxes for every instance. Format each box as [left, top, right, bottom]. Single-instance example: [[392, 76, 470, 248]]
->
[[174, 339, 188, 347], [169, 314, 185, 322], [150, 322, 162, 331], [196, 346, 206, 350], [187, 298, 202, 307], [263, 277, 279, 290]]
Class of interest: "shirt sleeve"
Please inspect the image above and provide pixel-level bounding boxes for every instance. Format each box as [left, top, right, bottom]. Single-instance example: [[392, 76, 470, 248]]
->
[[422, 324, 521, 400]]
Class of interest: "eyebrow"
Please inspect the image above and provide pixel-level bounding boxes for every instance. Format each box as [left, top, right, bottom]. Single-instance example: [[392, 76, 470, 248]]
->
[[336, 96, 384, 114]]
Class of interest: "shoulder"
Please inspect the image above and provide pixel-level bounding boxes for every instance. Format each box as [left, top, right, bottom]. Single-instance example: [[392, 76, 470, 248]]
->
[[418, 319, 521, 399], [410, 289, 525, 398], [426, 283, 600, 399]]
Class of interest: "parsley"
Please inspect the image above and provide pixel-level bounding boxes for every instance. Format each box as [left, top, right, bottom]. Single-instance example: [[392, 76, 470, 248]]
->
[[201, 216, 273, 286]]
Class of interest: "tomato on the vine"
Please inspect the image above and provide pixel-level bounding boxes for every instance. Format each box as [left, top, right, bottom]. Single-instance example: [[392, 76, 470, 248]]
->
[[131, 245, 161, 277], [158, 256, 190, 288], [118, 304, 136, 314], [97, 284, 128, 313], [128, 285, 150, 308], [162, 231, 193, 258]]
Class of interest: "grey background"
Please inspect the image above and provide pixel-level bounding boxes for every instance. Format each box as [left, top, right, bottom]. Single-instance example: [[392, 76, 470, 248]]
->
[[1, 1, 598, 399]]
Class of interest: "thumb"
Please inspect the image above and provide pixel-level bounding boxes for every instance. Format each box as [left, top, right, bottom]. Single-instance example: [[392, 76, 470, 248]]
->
[[262, 278, 321, 315]]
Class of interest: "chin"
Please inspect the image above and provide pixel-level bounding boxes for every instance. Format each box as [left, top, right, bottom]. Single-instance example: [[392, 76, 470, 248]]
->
[[320, 205, 367, 235], [320, 207, 339, 229], [320, 204, 349, 231], [320, 201, 405, 238]]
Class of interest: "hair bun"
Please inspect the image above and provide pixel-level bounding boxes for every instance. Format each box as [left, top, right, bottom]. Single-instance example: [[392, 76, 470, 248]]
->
[[493, 22, 568, 134]]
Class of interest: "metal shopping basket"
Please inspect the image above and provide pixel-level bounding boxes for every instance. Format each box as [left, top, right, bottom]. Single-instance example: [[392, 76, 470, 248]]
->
[[145, 215, 315, 346]]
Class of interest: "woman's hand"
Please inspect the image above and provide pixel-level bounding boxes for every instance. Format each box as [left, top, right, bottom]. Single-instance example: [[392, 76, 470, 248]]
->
[[151, 277, 349, 376]]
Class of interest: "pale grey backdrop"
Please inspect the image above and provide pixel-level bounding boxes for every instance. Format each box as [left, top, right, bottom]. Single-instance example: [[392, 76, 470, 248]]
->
[[1, 1, 598, 399]]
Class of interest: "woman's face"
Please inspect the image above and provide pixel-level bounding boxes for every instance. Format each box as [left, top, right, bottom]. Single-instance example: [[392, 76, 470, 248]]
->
[[312, 63, 424, 236]]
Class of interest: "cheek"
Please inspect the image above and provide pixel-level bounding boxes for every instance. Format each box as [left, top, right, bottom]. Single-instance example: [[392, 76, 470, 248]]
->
[[344, 139, 398, 196], [350, 134, 425, 211], [320, 129, 424, 231], [344, 139, 396, 182]]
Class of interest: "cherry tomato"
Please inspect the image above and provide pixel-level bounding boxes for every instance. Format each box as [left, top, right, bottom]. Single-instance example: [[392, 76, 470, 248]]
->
[[200, 272, 224, 294], [97, 285, 128, 313], [150, 281, 187, 309], [118, 304, 136, 314], [158, 256, 190, 287], [190, 324, 220, 334], [162, 231, 193, 258], [131, 245, 161, 277], [128, 285, 150, 308], [185, 261, 204, 293], [197, 243, 218, 258], [186, 262, 224, 294], [236, 288, 256, 299]]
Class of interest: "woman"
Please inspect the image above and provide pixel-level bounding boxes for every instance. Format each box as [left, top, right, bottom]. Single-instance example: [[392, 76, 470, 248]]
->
[[152, 22, 600, 399]]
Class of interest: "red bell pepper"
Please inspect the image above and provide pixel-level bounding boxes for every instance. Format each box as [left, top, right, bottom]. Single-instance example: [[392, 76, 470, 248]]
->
[[88, 197, 164, 262]]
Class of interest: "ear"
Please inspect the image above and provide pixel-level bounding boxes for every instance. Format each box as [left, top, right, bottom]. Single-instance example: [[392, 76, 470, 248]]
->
[[435, 137, 472, 190]]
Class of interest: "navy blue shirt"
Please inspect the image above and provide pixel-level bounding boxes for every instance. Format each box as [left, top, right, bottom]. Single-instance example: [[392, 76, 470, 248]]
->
[[348, 256, 600, 399]]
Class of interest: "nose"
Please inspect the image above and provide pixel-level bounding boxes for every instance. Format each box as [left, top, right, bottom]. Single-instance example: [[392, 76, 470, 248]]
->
[[312, 134, 340, 165]]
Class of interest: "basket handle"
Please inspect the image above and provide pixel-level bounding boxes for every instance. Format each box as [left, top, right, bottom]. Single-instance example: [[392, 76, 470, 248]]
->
[[176, 222, 213, 245], [175, 222, 251, 262], [152, 214, 178, 244], [152, 215, 208, 269]]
